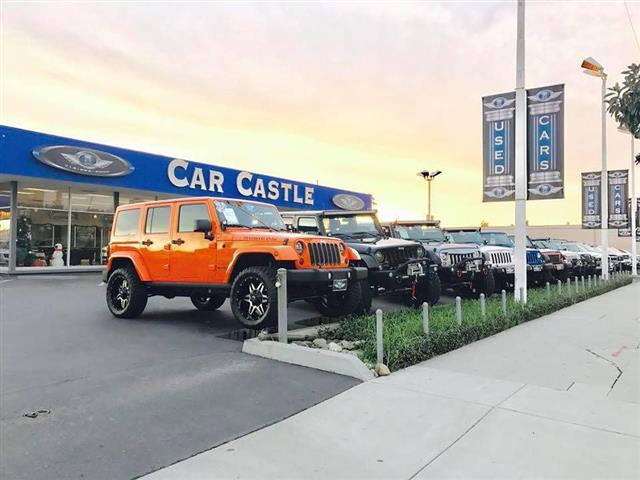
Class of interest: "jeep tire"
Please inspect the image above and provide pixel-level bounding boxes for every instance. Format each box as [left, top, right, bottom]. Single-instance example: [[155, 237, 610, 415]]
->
[[230, 266, 278, 330], [106, 266, 148, 318], [473, 270, 495, 298], [354, 279, 373, 315], [313, 279, 365, 317], [190, 293, 226, 311], [412, 270, 441, 307]]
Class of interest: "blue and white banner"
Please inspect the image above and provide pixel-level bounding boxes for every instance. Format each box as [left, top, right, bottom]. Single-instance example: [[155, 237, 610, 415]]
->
[[582, 172, 602, 229], [482, 92, 516, 202], [608, 170, 629, 228], [527, 84, 564, 200]]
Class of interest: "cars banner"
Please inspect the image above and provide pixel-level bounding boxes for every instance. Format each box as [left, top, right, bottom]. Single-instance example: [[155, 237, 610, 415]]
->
[[618, 198, 640, 239], [608, 169, 629, 228], [581, 172, 602, 229], [526, 84, 565, 200], [482, 91, 516, 202]]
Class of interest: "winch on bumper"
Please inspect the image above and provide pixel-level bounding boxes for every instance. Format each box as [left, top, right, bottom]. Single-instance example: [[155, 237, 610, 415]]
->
[[369, 259, 434, 292], [438, 256, 486, 287]]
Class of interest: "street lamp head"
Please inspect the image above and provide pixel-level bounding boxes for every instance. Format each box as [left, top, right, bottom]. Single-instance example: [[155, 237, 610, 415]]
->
[[581, 57, 605, 77], [418, 170, 443, 180], [432, 170, 442, 178]]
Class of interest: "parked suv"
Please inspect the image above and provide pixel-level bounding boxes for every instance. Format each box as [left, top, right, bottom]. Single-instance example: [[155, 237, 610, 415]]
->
[[480, 231, 551, 286], [386, 221, 495, 297], [443, 229, 515, 291], [104, 198, 367, 329], [281, 210, 441, 312]]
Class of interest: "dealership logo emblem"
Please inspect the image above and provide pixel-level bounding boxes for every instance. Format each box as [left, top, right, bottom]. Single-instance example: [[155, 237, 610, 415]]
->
[[484, 97, 515, 109], [33, 145, 134, 177], [332, 194, 365, 211]]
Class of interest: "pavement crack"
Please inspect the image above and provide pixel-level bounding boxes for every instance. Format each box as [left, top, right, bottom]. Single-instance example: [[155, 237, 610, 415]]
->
[[408, 384, 526, 479], [584, 348, 623, 392]]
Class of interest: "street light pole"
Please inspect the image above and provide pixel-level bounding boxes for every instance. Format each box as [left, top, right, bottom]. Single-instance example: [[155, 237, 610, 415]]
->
[[581, 57, 609, 280], [418, 170, 442, 221], [630, 134, 637, 277], [513, 0, 527, 303]]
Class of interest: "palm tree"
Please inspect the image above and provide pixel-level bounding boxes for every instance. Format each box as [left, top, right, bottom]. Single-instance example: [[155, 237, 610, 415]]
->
[[605, 63, 640, 164]]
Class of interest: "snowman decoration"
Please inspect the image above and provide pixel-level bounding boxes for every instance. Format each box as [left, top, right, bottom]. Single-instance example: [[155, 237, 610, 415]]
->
[[51, 243, 65, 267]]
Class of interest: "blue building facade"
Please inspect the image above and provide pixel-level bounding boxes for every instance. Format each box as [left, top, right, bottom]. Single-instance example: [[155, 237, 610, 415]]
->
[[0, 125, 371, 272]]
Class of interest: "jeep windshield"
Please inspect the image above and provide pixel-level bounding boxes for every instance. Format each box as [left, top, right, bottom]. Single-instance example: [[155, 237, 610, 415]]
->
[[447, 231, 483, 244], [395, 225, 445, 243], [480, 232, 514, 248], [322, 214, 382, 240], [214, 200, 286, 231]]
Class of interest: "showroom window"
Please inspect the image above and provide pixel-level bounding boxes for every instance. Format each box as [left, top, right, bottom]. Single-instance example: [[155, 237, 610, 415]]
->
[[16, 186, 70, 267], [0, 183, 11, 270], [70, 190, 114, 266]]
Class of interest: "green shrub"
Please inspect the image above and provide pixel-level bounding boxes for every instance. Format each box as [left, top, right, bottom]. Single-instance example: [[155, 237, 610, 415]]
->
[[326, 275, 632, 371]]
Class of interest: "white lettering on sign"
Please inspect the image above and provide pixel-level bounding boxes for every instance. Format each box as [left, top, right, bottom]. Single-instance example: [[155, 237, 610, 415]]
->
[[168, 159, 225, 193], [168, 161, 315, 205]]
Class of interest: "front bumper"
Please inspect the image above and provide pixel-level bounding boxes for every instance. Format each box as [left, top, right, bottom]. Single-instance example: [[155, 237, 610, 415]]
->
[[369, 259, 435, 292], [287, 266, 368, 284]]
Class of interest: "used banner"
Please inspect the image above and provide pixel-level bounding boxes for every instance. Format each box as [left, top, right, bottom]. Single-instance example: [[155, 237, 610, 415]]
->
[[581, 172, 601, 229], [527, 84, 565, 200], [482, 92, 516, 202], [608, 170, 629, 228]]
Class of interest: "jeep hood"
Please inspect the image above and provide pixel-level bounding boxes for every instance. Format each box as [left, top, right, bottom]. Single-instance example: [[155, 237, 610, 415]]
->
[[345, 237, 419, 255]]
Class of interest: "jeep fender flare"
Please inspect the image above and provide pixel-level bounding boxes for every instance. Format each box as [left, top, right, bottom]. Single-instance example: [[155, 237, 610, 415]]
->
[[225, 246, 299, 282], [358, 253, 379, 269], [107, 252, 151, 282]]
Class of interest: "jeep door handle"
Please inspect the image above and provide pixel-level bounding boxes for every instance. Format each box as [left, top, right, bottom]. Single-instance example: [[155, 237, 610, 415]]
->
[[172, 238, 185, 246], [141, 239, 154, 246]]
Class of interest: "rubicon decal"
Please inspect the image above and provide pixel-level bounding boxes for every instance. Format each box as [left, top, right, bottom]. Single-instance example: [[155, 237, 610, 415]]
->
[[33, 146, 134, 177]]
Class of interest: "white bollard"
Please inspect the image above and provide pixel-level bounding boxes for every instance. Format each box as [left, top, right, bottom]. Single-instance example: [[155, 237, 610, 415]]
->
[[546, 282, 550, 299], [566, 278, 571, 295], [581, 276, 585, 292], [422, 302, 429, 336], [455, 296, 462, 326], [501, 289, 507, 315], [276, 268, 288, 343], [480, 293, 486, 319], [557, 279, 562, 295], [376, 309, 383, 365]]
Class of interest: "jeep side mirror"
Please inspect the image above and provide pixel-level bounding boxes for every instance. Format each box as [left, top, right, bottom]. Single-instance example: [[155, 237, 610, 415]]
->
[[194, 219, 214, 240], [285, 224, 296, 232]]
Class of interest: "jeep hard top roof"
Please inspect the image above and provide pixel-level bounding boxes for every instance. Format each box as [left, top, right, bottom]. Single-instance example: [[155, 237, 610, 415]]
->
[[385, 220, 441, 227], [117, 196, 275, 209], [282, 210, 378, 217], [442, 228, 480, 233]]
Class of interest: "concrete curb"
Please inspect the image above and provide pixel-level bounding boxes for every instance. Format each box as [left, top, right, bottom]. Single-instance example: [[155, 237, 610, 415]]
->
[[242, 338, 374, 382]]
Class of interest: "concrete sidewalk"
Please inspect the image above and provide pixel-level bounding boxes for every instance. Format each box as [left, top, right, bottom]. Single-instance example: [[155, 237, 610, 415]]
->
[[147, 283, 640, 480]]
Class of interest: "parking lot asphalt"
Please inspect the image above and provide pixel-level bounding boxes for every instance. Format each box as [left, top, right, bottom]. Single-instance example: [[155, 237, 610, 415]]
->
[[0, 274, 364, 480]]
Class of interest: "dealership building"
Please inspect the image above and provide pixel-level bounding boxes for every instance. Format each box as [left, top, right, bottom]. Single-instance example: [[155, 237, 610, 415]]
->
[[0, 125, 372, 274]]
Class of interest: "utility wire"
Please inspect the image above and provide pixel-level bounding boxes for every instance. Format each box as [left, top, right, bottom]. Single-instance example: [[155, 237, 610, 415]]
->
[[624, 0, 640, 55]]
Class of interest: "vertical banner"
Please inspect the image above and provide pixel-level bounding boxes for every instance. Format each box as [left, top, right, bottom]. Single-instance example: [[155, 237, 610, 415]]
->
[[526, 84, 564, 199], [607, 170, 629, 228], [482, 92, 516, 202], [618, 198, 631, 236], [581, 172, 601, 229]]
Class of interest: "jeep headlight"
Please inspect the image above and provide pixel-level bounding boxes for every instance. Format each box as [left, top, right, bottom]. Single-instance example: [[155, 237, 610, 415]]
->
[[338, 242, 345, 254], [374, 250, 385, 263], [416, 246, 425, 258], [295, 241, 304, 255]]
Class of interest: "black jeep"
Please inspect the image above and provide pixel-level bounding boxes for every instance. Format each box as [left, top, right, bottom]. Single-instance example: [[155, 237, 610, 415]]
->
[[282, 210, 441, 313], [385, 221, 495, 297]]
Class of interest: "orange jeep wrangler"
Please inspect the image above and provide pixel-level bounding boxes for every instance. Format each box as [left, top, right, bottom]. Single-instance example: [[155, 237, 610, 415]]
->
[[103, 197, 367, 329]]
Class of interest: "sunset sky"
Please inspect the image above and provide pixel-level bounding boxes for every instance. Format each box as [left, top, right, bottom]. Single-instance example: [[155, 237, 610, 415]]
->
[[1, 1, 639, 225]]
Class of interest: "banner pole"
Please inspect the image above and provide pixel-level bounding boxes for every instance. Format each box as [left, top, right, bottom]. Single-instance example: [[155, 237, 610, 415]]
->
[[601, 74, 609, 280], [514, 0, 528, 303]]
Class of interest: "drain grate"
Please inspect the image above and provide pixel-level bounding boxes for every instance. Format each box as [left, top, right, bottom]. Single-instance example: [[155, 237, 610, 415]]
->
[[217, 329, 261, 342]]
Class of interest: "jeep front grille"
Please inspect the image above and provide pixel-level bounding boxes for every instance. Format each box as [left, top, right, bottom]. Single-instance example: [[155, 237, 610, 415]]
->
[[547, 253, 562, 264], [526, 251, 544, 265], [490, 251, 513, 266], [309, 242, 341, 266], [383, 247, 418, 267], [449, 252, 475, 265]]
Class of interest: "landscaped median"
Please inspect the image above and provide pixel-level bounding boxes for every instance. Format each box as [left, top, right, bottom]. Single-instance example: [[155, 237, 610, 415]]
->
[[243, 273, 632, 379]]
